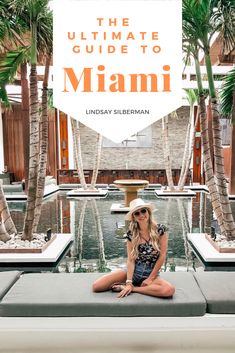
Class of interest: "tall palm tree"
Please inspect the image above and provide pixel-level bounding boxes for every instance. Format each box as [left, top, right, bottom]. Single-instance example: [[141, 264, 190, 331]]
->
[[183, 0, 235, 239], [6, 0, 53, 240], [32, 55, 52, 232], [71, 118, 87, 190], [162, 115, 175, 190], [178, 89, 199, 190], [195, 0, 235, 239], [0, 0, 53, 240], [183, 2, 227, 236], [0, 1, 28, 240], [71, 123, 103, 190], [32, 6, 52, 232]]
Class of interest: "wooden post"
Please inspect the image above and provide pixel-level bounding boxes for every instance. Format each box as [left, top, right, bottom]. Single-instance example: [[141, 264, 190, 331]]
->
[[59, 112, 69, 170]]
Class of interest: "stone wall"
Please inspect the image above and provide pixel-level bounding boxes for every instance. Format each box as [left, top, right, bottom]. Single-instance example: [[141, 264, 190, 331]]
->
[[80, 106, 190, 169]]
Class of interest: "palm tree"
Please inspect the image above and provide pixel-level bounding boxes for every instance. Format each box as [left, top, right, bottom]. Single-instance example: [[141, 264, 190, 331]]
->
[[32, 54, 52, 232], [0, 0, 53, 240], [198, 0, 235, 239], [0, 1, 28, 240], [162, 115, 175, 190], [71, 118, 87, 190], [182, 6, 222, 232], [71, 123, 103, 191], [182, 0, 235, 238], [178, 89, 199, 190]]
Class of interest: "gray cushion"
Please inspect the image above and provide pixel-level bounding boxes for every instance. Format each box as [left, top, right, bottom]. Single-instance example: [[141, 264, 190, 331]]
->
[[0, 272, 206, 317], [0, 271, 21, 300], [194, 272, 235, 314]]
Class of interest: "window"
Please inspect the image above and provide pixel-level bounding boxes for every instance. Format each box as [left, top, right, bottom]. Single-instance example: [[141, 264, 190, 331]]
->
[[102, 126, 152, 148]]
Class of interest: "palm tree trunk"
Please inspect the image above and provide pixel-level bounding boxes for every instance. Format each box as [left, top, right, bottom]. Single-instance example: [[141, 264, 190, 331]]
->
[[90, 134, 102, 189], [162, 115, 175, 190], [22, 63, 40, 240], [199, 94, 225, 235], [229, 123, 235, 195], [178, 108, 199, 189], [21, 63, 29, 193], [0, 220, 11, 242], [205, 53, 235, 240], [210, 98, 235, 239], [194, 57, 226, 235], [71, 118, 87, 189], [0, 182, 17, 235], [178, 120, 191, 189], [32, 56, 51, 233]]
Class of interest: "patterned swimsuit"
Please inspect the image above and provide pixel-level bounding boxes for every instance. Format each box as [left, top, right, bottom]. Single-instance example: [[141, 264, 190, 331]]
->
[[125, 224, 167, 286]]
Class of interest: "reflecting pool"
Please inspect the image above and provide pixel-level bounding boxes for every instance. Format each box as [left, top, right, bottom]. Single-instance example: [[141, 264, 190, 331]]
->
[[7, 190, 230, 273]]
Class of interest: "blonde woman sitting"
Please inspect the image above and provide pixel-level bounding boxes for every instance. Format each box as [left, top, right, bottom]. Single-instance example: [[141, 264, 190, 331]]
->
[[93, 198, 175, 298]]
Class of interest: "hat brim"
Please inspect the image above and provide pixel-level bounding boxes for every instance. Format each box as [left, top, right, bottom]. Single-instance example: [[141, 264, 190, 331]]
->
[[125, 203, 156, 221]]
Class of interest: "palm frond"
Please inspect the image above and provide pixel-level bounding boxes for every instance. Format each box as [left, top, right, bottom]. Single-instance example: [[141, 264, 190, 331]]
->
[[211, 0, 235, 53], [0, 47, 30, 85], [0, 85, 10, 108], [184, 88, 198, 106], [0, 0, 28, 46], [37, 7, 53, 56], [220, 67, 235, 122]]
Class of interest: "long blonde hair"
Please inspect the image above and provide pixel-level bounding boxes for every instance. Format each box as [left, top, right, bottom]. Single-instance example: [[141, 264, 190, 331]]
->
[[129, 209, 160, 260]]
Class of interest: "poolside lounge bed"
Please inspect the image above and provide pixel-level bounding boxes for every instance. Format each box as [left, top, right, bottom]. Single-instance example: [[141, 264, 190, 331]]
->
[[0, 271, 235, 352]]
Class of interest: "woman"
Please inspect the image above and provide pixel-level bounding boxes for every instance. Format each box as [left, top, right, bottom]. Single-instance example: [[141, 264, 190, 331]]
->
[[92, 198, 175, 298]]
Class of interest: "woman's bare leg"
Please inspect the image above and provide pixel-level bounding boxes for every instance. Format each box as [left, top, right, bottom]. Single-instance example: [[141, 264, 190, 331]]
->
[[132, 277, 175, 297], [92, 270, 127, 292]]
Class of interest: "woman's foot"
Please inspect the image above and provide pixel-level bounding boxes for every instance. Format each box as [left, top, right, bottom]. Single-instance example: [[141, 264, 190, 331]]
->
[[111, 283, 126, 292]]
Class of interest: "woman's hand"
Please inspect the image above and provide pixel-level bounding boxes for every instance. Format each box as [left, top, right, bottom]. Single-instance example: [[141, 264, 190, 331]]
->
[[141, 278, 153, 287], [117, 284, 133, 298]]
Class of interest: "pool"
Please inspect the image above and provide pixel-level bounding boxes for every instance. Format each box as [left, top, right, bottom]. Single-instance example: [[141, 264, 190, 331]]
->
[[5, 190, 222, 273]]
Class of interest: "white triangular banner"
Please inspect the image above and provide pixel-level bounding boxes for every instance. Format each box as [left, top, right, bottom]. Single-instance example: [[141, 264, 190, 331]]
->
[[54, 0, 182, 143]]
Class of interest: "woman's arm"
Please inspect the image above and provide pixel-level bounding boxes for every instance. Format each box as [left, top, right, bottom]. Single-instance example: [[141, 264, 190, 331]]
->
[[117, 240, 135, 298]]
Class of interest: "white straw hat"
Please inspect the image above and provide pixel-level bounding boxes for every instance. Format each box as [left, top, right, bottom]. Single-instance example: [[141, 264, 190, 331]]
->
[[125, 198, 156, 221]]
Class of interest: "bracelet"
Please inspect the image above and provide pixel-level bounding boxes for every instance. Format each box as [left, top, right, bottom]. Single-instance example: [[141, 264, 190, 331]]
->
[[126, 279, 133, 285]]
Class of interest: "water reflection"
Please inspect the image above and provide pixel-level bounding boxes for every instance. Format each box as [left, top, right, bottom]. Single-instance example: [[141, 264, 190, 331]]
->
[[67, 199, 111, 273], [7, 191, 235, 273]]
